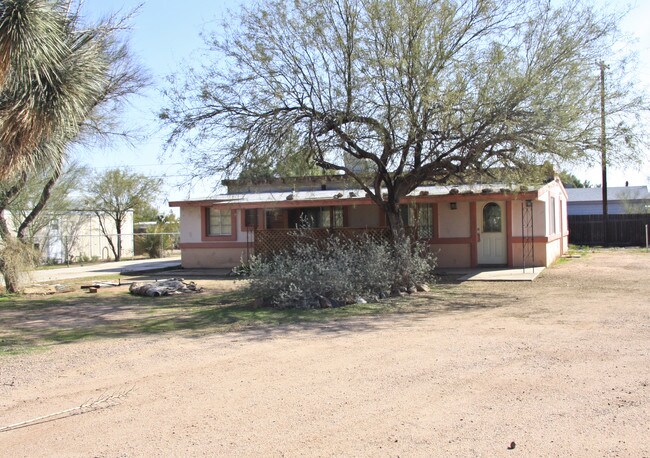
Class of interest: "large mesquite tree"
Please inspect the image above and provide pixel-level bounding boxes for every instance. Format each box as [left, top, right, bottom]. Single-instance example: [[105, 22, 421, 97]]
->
[[162, 0, 646, 238]]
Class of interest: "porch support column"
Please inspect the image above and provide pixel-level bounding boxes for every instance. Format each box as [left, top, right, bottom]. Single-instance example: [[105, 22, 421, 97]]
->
[[506, 200, 513, 267], [470, 201, 478, 267]]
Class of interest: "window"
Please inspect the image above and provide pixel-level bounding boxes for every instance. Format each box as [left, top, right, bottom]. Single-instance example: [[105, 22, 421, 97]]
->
[[332, 206, 344, 228], [550, 197, 556, 235], [289, 206, 344, 228], [207, 208, 232, 236], [417, 204, 433, 239], [482, 203, 502, 233], [319, 207, 331, 228], [315, 207, 343, 228], [266, 209, 284, 229], [244, 209, 259, 228], [399, 204, 433, 238]]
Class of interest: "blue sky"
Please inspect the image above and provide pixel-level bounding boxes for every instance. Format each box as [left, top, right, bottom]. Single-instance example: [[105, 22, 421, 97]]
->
[[73, 0, 243, 209], [73, 0, 650, 210]]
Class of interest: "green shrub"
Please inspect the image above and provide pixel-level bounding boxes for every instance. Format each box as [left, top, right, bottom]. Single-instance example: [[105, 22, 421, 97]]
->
[[242, 232, 436, 308]]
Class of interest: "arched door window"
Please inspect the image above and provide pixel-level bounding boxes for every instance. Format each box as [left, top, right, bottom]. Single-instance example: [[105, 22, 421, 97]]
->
[[482, 203, 502, 233]]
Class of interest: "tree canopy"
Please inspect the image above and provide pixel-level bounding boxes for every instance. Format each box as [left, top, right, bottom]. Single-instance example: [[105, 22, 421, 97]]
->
[[161, 0, 647, 234], [84, 168, 162, 261]]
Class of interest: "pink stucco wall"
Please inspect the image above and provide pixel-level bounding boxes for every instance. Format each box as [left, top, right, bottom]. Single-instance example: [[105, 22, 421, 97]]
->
[[175, 179, 569, 269]]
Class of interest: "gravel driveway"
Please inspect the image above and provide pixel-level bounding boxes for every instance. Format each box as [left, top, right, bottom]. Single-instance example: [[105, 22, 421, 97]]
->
[[1, 250, 648, 456]]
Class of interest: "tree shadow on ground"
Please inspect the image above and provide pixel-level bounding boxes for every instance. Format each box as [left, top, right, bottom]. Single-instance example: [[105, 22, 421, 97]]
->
[[0, 279, 514, 353]]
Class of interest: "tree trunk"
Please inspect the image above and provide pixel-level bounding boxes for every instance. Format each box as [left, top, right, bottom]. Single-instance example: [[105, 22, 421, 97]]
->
[[95, 212, 119, 261], [16, 166, 62, 239], [116, 223, 122, 262], [385, 207, 406, 242], [382, 199, 413, 290], [1, 257, 21, 294], [0, 216, 27, 294], [382, 193, 407, 241]]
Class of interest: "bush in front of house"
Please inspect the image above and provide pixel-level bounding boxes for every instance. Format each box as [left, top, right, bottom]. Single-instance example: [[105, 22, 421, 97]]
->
[[242, 232, 436, 308]]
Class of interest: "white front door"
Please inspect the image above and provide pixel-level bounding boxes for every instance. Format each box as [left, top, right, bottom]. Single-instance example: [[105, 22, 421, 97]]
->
[[477, 201, 507, 265]]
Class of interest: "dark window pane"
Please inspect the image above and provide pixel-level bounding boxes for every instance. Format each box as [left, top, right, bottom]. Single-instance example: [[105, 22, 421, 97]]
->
[[483, 203, 501, 233]]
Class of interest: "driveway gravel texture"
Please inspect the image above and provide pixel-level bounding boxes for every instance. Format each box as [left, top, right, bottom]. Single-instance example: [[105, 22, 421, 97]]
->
[[0, 250, 648, 457]]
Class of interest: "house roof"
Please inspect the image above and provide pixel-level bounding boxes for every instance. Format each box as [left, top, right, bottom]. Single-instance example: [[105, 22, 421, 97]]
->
[[169, 182, 549, 208], [566, 186, 650, 203]]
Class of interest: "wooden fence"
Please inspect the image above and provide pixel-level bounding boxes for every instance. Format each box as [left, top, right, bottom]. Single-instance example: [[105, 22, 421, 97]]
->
[[568, 214, 650, 246]]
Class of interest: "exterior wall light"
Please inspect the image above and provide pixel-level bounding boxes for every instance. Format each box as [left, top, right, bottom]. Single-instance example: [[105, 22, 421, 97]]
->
[[450, 202, 457, 210], [525, 200, 533, 207]]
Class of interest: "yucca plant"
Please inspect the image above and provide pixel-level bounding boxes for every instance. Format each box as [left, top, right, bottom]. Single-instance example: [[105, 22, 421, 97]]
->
[[0, 0, 147, 293], [0, 0, 111, 179]]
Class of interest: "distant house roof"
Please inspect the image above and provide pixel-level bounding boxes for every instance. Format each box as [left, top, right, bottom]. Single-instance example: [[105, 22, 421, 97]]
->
[[566, 186, 650, 203]]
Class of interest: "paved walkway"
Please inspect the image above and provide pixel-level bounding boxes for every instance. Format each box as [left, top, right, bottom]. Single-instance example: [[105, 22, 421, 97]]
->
[[435, 266, 545, 281], [18, 257, 181, 284], [8, 257, 543, 287]]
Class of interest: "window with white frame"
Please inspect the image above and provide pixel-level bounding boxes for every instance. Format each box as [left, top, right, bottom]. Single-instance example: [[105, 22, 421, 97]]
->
[[207, 208, 232, 236], [550, 197, 556, 235]]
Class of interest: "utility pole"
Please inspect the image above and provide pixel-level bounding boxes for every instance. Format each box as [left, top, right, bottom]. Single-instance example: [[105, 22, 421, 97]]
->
[[599, 61, 609, 246]]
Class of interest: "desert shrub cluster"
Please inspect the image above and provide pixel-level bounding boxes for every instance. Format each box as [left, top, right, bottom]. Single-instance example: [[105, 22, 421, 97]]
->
[[240, 232, 436, 308]]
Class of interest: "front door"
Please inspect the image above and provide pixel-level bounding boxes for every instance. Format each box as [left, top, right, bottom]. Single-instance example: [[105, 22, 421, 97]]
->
[[477, 201, 507, 265]]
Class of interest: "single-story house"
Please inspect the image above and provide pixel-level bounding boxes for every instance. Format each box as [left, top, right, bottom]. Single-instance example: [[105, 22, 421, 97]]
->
[[170, 175, 569, 270]]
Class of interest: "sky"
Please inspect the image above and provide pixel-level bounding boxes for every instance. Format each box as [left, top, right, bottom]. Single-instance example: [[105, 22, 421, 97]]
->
[[74, 0, 650, 212]]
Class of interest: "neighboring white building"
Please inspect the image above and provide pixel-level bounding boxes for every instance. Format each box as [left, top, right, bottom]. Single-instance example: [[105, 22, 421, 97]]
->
[[566, 186, 650, 216], [2, 210, 134, 263]]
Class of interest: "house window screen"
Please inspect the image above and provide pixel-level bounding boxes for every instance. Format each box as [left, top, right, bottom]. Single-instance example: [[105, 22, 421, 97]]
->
[[482, 203, 501, 233], [208, 209, 232, 236], [266, 209, 284, 229], [332, 206, 343, 227], [319, 207, 331, 228], [417, 204, 433, 239], [244, 209, 258, 228]]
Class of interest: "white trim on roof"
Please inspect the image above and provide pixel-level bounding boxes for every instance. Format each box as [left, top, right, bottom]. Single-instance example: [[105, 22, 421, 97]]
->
[[173, 183, 535, 206]]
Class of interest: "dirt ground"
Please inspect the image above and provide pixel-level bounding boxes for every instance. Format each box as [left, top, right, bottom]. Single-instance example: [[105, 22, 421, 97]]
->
[[1, 250, 648, 457]]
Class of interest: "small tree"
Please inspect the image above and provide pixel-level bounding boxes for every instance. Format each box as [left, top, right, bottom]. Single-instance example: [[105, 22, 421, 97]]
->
[[135, 213, 180, 258], [619, 189, 650, 215], [4, 162, 89, 242], [558, 171, 592, 188], [84, 169, 162, 261], [58, 212, 88, 264]]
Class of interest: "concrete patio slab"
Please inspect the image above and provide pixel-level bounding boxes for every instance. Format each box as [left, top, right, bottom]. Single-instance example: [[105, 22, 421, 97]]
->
[[435, 266, 545, 281]]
